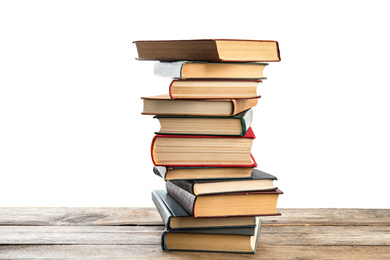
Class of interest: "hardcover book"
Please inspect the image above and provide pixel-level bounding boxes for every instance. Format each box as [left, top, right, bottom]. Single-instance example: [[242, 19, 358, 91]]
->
[[154, 108, 253, 136], [161, 217, 262, 253], [154, 61, 267, 79], [142, 94, 258, 116], [134, 39, 281, 62], [166, 181, 283, 218], [152, 190, 257, 235], [170, 168, 277, 195], [153, 166, 255, 181], [151, 128, 257, 167], [169, 79, 261, 99]]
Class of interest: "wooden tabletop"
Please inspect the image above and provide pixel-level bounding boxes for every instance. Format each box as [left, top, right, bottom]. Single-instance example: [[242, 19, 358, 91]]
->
[[0, 208, 389, 259]]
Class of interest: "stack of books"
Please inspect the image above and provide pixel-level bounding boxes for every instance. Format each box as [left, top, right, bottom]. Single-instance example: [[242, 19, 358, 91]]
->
[[135, 39, 283, 254]]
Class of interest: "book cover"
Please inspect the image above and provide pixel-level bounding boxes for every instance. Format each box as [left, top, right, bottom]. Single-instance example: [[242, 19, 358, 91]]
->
[[134, 39, 281, 62]]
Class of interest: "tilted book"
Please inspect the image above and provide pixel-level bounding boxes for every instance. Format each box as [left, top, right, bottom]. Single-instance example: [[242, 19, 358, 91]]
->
[[152, 190, 257, 235]]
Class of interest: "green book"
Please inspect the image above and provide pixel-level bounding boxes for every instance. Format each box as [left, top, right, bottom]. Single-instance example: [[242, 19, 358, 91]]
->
[[161, 216, 262, 254]]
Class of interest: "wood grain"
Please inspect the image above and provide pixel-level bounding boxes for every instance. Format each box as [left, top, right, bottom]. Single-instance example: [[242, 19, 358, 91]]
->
[[0, 208, 389, 259], [1, 207, 389, 226], [1, 225, 388, 246], [0, 245, 389, 259]]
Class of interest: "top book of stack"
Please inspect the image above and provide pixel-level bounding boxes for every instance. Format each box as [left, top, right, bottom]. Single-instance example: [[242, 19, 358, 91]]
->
[[134, 39, 281, 62]]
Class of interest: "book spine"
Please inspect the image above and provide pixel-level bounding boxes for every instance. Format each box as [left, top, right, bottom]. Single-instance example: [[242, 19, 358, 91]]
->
[[168, 80, 174, 99], [166, 182, 196, 216], [161, 232, 168, 251], [170, 180, 195, 195], [154, 61, 184, 78], [242, 108, 253, 133], [151, 190, 171, 228], [150, 135, 158, 165], [153, 166, 166, 179]]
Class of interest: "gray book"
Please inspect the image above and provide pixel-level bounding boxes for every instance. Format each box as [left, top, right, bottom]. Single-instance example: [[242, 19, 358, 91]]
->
[[152, 190, 257, 235]]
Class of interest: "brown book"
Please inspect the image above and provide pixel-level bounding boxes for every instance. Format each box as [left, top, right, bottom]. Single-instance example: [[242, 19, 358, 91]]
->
[[169, 79, 261, 99], [134, 39, 281, 62], [167, 181, 283, 218], [141, 94, 258, 116]]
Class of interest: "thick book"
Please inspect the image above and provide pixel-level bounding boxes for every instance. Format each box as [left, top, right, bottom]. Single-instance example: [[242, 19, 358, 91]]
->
[[166, 181, 283, 218], [152, 190, 257, 235], [153, 166, 255, 181], [169, 79, 261, 99], [151, 127, 257, 167], [170, 168, 277, 195], [161, 217, 262, 254], [154, 109, 253, 136], [154, 61, 267, 79], [134, 39, 281, 62], [142, 94, 258, 116]]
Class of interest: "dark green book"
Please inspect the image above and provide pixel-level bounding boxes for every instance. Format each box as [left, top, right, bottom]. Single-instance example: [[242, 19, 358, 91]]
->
[[170, 168, 277, 195], [161, 217, 262, 254], [154, 109, 253, 136], [152, 190, 257, 235], [153, 166, 255, 181]]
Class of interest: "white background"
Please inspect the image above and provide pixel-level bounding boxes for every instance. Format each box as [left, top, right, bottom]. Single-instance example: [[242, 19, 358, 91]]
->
[[1, 0, 389, 208]]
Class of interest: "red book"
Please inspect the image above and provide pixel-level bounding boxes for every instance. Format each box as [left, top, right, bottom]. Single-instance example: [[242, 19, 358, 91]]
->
[[151, 128, 257, 167]]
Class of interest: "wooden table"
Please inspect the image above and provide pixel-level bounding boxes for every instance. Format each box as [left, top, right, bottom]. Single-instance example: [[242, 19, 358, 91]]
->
[[0, 208, 389, 259]]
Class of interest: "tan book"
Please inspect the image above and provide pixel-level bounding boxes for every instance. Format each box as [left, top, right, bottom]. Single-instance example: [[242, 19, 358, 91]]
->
[[151, 128, 257, 167], [142, 94, 258, 116], [154, 61, 267, 79], [134, 39, 281, 62], [167, 181, 283, 218], [169, 79, 261, 99]]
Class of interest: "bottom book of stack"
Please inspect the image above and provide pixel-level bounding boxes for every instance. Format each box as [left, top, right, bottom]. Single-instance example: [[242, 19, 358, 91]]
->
[[152, 189, 262, 254]]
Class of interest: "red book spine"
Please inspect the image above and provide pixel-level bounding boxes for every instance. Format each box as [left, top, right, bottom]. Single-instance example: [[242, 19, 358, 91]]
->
[[168, 80, 174, 99]]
